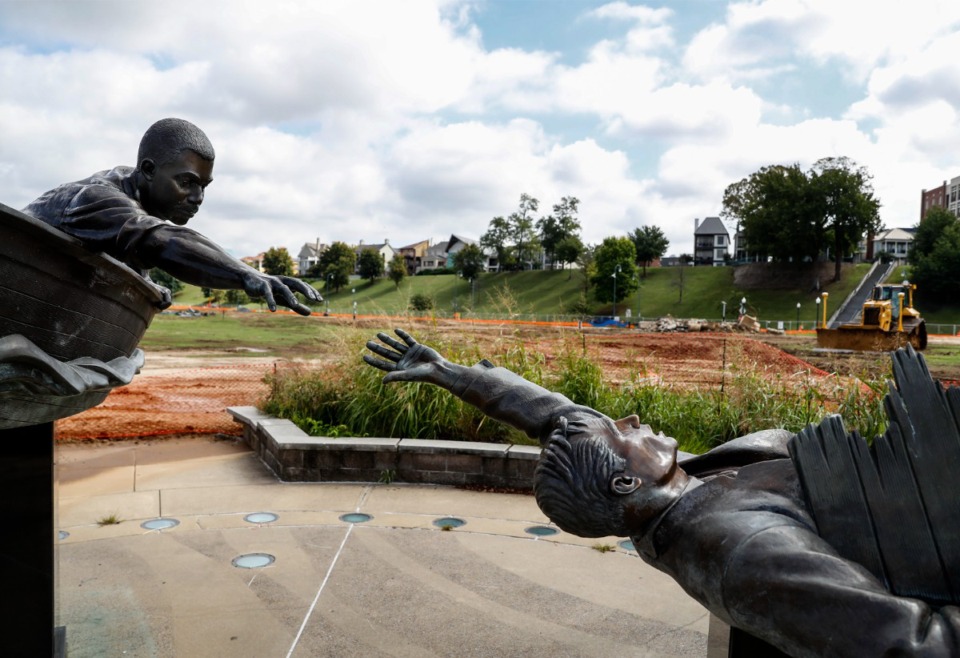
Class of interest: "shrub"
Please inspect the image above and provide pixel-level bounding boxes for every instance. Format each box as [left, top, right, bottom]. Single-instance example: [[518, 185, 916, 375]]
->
[[409, 293, 434, 312]]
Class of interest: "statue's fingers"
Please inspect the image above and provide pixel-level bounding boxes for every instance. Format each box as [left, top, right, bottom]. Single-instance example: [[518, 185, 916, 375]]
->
[[362, 354, 396, 372], [260, 281, 278, 312], [365, 340, 401, 362], [393, 328, 418, 347], [378, 332, 409, 353]]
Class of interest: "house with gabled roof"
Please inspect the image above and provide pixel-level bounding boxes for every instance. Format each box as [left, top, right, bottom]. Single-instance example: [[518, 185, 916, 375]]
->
[[694, 216, 730, 266], [354, 239, 397, 274], [872, 228, 915, 263], [296, 238, 327, 275]]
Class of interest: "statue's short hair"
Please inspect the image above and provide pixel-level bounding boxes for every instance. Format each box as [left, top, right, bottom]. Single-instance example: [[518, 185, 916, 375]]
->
[[137, 118, 215, 167], [534, 416, 629, 538]]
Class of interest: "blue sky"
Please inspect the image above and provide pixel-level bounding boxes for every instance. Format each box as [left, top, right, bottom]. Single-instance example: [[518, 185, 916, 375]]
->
[[2, 0, 959, 260]]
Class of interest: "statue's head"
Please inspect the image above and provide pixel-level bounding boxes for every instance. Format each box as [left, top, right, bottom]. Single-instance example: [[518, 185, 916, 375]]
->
[[136, 118, 215, 225], [534, 414, 687, 538]]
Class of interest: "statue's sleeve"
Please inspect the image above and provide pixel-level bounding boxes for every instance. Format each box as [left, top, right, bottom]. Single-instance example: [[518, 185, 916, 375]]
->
[[448, 361, 602, 443], [721, 524, 960, 657], [60, 184, 165, 268]]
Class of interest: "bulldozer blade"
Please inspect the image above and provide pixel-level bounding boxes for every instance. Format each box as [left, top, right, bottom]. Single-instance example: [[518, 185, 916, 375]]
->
[[816, 323, 927, 352]]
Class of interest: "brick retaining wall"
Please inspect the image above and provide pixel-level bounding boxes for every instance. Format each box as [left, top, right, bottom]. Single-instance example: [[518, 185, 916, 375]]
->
[[227, 406, 540, 490]]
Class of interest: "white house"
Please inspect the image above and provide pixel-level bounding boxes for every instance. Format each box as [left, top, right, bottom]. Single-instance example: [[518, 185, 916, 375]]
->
[[872, 228, 914, 263]]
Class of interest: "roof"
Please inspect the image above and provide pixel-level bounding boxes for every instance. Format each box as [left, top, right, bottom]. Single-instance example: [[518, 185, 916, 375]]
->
[[694, 216, 728, 236], [874, 228, 915, 241]]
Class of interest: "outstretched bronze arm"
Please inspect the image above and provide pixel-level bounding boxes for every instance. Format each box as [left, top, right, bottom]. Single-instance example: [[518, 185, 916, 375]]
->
[[364, 329, 603, 442]]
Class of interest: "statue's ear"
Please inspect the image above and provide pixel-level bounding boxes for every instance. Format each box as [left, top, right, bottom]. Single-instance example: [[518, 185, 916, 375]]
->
[[139, 158, 157, 180], [610, 475, 641, 495]]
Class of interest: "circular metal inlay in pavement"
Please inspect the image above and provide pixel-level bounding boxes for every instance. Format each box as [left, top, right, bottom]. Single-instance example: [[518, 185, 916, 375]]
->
[[141, 518, 180, 531], [339, 513, 372, 524], [432, 517, 466, 529], [244, 512, 279, 524], [232, 553, 276, 569], [524, 525, 559, 537]]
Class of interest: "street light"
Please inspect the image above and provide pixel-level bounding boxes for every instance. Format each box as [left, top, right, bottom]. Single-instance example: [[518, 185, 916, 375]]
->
[[739, 297, 746, 317], [815, 297, 821, 329], [721, 301, 727, 323], [796, 302, 801, 330], [612, 264, 621, 318]]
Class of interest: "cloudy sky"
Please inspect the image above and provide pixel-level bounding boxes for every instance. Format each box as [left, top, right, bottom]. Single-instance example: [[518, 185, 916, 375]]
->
[[3, 0, 960, 259]]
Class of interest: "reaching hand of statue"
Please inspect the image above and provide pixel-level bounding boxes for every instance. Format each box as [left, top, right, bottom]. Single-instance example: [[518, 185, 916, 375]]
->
[[242, 272, 322, 316], [363, 329, 448, 385]]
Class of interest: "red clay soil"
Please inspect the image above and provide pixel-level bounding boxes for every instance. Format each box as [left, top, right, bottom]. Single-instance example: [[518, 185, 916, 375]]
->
[[55, 331, 835, 441]]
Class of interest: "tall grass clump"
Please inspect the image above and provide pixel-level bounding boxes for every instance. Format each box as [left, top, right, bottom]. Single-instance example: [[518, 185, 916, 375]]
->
[[262, 332, 889, 454]]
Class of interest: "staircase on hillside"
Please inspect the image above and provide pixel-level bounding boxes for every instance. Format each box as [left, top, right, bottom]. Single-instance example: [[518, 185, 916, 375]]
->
[[827, 262, 896, 328]]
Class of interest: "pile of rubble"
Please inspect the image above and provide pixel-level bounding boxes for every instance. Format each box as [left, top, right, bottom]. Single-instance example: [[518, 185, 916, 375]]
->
[[641, 314, 762, 334]]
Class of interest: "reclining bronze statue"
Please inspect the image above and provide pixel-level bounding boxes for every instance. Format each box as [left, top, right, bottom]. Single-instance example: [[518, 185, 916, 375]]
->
[[364, 328, 960, 657]]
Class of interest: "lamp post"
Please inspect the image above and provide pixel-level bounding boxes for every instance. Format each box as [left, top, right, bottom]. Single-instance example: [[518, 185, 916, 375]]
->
[[612, 264, 621, 318], [739, 297, 746, 317], [721, 301, 727, 324], [796, 302, 801, 330], [815, 297, 821, 329]]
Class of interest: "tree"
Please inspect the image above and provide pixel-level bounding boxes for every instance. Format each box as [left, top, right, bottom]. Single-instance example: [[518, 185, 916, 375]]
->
[[910, 206, 955, 263], [629, 226, 669, 277], [480, 216, 514, 272], [224, 288, 250, 306], [508, 193, 540, 270], [453, 243, 485, 280], [358, 248, 385, 283], [387, 253, 407, 290], [810, 157, 881, 282], [591, 237, 638, 305], [911, 208, 960, 303], [576, 244, 596, 295], [317, 241, 355, 293], [537, 196, 581, 269], [554, 235, 585, 271], [262, 246, 295, 276], [722, 164, 821, 265], [722, 157, 880, 281]]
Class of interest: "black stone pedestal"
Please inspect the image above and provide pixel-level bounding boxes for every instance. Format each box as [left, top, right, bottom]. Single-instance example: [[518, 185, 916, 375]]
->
[[0, 422, 60, 657]]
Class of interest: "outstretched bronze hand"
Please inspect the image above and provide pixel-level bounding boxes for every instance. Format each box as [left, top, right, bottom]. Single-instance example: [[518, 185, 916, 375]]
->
[[363, 329, 453, 386], [242, 271, 322, 316]]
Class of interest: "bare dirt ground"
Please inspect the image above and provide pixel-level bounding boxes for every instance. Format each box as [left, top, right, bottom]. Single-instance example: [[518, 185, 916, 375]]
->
[[55, 325, 836, 441], [55, 317, 960, 441]]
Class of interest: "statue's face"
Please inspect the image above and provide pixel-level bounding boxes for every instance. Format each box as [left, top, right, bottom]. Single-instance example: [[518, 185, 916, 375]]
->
[[608, 415, 680, 488], [141, 149, 214, 225]]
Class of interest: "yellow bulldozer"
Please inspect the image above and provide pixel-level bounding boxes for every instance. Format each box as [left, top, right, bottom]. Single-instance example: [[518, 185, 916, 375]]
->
[[815, 282, 927, 351]]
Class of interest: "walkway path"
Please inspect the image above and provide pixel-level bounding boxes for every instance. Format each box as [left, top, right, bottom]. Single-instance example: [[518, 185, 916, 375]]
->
[[58, 435, 714, 657]]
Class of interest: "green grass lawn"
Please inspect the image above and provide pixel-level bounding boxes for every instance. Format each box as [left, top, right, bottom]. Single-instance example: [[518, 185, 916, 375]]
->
[[166, 262, 959, 329]]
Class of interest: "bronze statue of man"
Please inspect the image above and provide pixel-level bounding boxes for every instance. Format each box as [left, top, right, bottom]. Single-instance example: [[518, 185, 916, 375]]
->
[[364, 328, 960, 657], [23, 117, 320, 314]]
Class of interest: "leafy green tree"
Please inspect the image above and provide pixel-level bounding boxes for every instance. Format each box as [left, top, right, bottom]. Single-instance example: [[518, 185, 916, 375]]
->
[[629, 226, 669, 277], [317, 241, 355, 293], [810, 157, 881, 281], [358, 248, 385, 283], [480, 216, 515, 272], [262, 246, 296, 276], [910, 206, 955, 263], [387, 253, 407, 290], [149, 268, 183, 296], [537, 196, 581, 269], [591, 237, 638, 305], [577, 244, 595, 294], [554, 235, 584, 271], [723, 157, 880, 281], [722, 164, 821, 265], [453, 243, 485, 280], [225, 289, 251, 306], [911, 208, 960, 303], [508, 193, 540, 270]]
